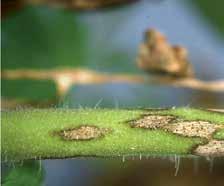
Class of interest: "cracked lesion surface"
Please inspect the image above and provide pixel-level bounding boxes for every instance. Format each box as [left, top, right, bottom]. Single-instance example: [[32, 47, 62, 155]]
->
[[130, 114, 224, 157], [194, 140, 224, 157], [164, 121, 222, 139], [59, 126, 110, 141], [130, 115, 176, 129]]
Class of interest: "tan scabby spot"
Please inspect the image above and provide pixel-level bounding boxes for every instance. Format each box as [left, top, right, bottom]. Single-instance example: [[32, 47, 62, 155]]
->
[[59, 126, 110, 141], [194, 140, 224, 157], [131, 115, 176, 129], [164, 121, 221, 139]]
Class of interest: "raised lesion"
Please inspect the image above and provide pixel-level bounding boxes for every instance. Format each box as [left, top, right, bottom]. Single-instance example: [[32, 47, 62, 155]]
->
[[130, 112, 224, 157], [164, 121, 222, 140], [58, 125, 111, 141], [194, 140, 224, 157], [137, 29, 194, 78], [130, 115, 176, 129]]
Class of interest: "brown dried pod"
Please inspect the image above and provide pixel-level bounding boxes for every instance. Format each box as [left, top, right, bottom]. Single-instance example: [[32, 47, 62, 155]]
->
[[23, 0, 138, 9], [137, 29, 194, 78]]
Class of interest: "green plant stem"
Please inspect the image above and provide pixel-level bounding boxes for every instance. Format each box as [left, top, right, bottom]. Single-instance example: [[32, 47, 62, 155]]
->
[[1, 108, 224, 161]]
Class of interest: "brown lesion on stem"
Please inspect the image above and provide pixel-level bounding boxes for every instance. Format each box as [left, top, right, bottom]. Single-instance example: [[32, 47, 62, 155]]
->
[[130, 115, 176, 129], [164, 121, 223, 140], [194, 140, 224, 157], [58, 125, 111, 141], [130, 114, 224, 140], [130, 113, 224, 157]]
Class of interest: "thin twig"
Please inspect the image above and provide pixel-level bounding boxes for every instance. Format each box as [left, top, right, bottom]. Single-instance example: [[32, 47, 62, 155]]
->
[[149, 75, 224, 92], [1, 68, 224, 96]]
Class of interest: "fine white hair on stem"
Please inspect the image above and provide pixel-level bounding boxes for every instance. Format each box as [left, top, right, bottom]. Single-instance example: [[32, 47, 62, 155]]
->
[[122, 155, 126, 163], [78, 104, 84, 109], [57, 98, 69, 109], [193, 157, 199, 174], [94, 98, 103, 109], [174, 155, 180, 176], [20, 160, 24, 166], [113, 97, 120, 109], [207, 157, 215, 173], [139, 153, 142, 160], [185, 98, 194, 108], [12, 161, 15, 169], [38, 160, 42, 174]]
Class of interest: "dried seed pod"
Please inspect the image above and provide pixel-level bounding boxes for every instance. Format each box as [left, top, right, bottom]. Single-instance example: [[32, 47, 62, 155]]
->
[[137, 29, 194, 78], [24, 0, 138, 9]]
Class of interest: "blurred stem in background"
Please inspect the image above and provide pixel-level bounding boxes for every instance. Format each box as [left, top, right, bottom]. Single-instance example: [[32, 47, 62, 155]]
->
[[1, 0, 139, 17], [1, 1, 224, 108], [2, 68, 224, 97]]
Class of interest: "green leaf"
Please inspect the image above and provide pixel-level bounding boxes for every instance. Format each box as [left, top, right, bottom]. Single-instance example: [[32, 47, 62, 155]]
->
[[2, 6, 88, 69], [2, 161, 44, 186], [1, 6, 88, 102], [1, 79, 57, 102], [190, 0, 224, 37]]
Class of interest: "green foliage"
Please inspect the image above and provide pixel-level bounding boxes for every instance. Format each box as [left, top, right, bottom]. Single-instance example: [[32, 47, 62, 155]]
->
[[214, 129, 224, 140], [93, 50, 138, 73], [2, 161, 44, 186], [2, 6, 88, 69], [1, 6, 88, 101], [1, 79, 57, 101], [2, 108, 223, 161], [191, 0, 224, 37]]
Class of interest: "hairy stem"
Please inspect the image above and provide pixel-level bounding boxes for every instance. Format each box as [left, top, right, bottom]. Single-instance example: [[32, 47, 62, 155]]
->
[[1, 108, 224, 161]]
